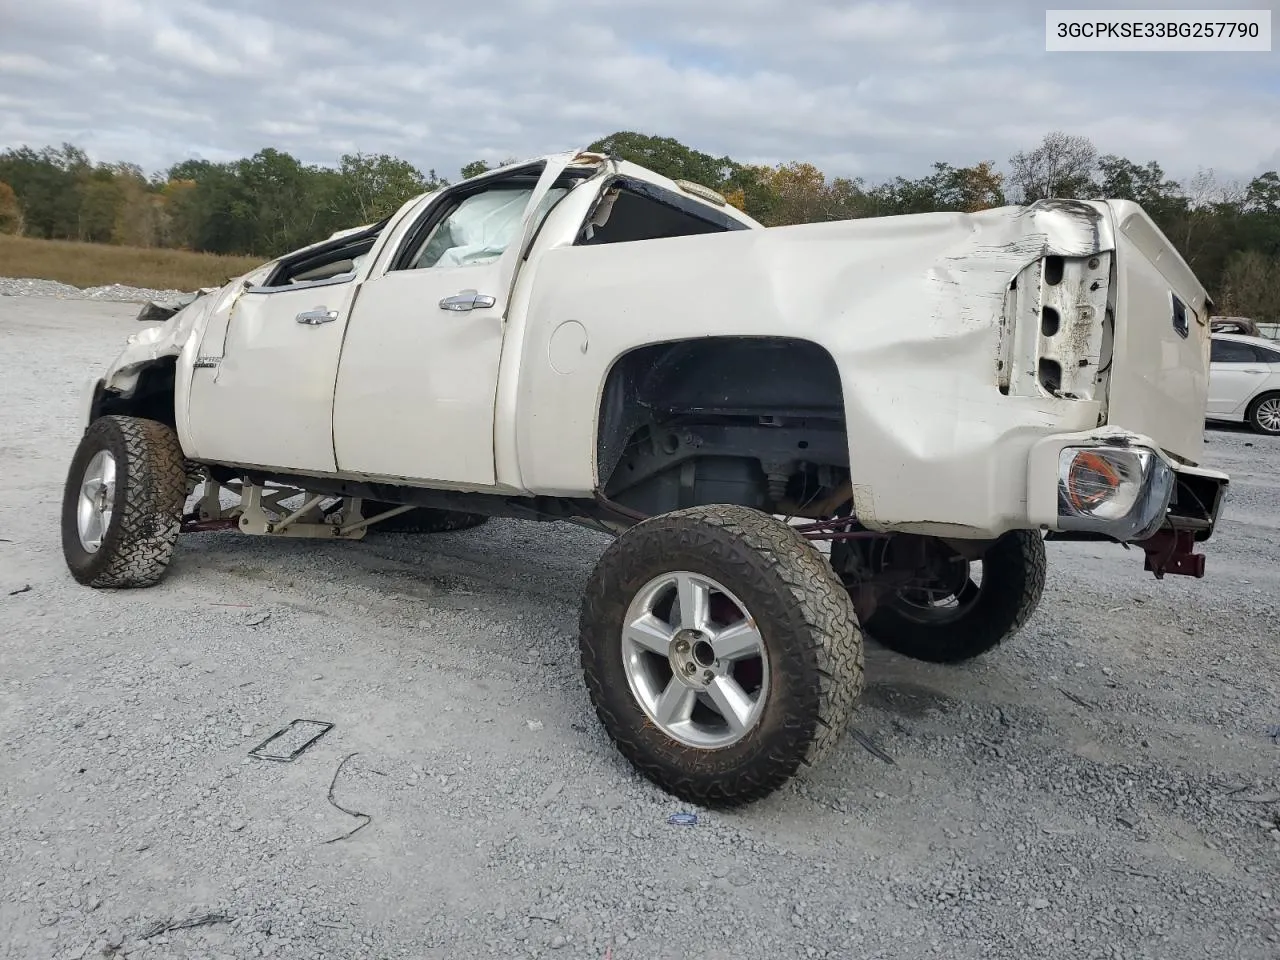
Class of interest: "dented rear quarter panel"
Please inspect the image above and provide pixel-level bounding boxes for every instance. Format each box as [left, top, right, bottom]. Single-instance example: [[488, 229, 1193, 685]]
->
[[515, 200, 1123, 535]]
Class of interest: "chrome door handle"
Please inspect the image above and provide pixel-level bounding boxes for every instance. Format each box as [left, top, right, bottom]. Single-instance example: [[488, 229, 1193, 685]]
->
[[296, 308, 338, 325], [439, 291, 496, 313]]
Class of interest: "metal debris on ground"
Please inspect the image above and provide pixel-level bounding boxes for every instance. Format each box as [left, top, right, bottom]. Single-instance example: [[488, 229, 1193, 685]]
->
[[6, 583, 31, 596], [139, 913, 233, 939], [1110, 867, 1158, 880], [1059, 687, 1094, 710], [1239, 791, 1280, 804], [322, 752, 372, 844], [1267, 725, 1280, 744], [248, 719, 333, 762], [667, 813, 698, 826], [848, 726, 896, 764]]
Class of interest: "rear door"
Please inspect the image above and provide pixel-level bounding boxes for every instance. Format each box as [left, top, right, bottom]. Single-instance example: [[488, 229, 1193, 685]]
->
[[1207, 337, 1271, 416]]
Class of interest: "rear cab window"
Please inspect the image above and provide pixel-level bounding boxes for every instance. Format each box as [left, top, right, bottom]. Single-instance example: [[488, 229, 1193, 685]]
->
[[575, 177, 749, 247]]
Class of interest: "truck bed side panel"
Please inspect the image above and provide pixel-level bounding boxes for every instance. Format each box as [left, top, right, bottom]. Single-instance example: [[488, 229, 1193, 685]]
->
[[514, 205, 1106, 536]]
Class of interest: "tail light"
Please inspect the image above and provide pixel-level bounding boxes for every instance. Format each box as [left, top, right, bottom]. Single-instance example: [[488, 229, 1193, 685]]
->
[[1056, 445, 1173, 541]]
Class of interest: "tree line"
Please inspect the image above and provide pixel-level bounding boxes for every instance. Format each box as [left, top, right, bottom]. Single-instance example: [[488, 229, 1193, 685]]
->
[[1, 131, 1277, 319]]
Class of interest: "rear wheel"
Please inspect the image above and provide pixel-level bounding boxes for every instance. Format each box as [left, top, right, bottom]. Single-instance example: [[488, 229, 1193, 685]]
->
[[835, 530, 1046, 664], [61, 416, 188, 588], [361, 501, 489, 534], [1246, 392, 1280, 436], [578, 504, 864, 806]]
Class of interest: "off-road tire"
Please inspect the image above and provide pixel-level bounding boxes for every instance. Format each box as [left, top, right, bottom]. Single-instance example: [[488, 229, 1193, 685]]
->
[[61, 416, 188, 588], [864, 530, 1046, 664], [1245, 392, 1280, 436], [361, 501, 490, 534], [578, 504, 865, 806]]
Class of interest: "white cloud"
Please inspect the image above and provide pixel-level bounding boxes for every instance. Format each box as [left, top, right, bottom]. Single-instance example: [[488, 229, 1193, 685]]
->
[[0, 53, 72, 79], [0, 0, 1275, 187]]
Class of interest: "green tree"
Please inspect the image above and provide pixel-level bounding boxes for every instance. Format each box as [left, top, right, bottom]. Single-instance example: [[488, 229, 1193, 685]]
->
[[338, 153, 438, 223], [936, 161, 1006, 212], [1096, 156, 1182, 220], [747, 162, 867, 226], [1246, 171, 1280, 216], [0, 181, 22, 234], [1221, 249, 1280, 322], [111, 164, 164, 247], [1008, 132, 1098, 201], [158, 178, 199, 249], [0, 144, 87, 238], [869, 162, 1004, 215], [78, 169, 123, 243], [1239, 172, 1280, 261], [588, 131, 735, 190]]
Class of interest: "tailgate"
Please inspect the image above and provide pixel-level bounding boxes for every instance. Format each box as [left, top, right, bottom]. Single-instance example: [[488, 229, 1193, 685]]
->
[[1102, 201, 1213, 464]]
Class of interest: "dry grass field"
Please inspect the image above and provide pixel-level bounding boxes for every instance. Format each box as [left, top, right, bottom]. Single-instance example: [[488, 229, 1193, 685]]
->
[[0, 235, 263, 291]]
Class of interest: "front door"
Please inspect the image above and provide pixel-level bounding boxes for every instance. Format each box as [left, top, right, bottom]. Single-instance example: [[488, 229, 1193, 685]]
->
[[185, 281, 358, 472], [331, 162, 576, 485]]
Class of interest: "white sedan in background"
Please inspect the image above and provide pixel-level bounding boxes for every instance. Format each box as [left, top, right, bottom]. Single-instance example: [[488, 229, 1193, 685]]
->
[[1207, 333, 1280, 435]]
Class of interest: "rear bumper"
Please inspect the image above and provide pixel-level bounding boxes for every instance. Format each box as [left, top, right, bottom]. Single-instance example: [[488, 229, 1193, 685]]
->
[[1159, 461, 1230, 541]]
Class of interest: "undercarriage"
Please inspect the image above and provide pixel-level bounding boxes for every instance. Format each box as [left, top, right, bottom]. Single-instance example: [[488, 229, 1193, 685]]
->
[[178, 460, 1211, 616], [176, 467, 1019, 634], [180, 472, 414, 540]]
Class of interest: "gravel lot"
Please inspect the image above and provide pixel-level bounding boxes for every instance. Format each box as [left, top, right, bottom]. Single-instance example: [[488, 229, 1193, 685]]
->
[[2, 293, 1278, 960], [0, 278, 188, 304]]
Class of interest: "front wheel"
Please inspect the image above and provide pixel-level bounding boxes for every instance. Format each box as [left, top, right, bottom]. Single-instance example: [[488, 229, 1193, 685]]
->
[[839, 530, 1046, 664], [578, 504, 865, 806], [61, 416, 188, 588]]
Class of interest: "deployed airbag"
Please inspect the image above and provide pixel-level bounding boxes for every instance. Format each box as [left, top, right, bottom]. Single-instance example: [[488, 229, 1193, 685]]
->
[[423, 189, 533, 268], [417, 186, 570, 268]]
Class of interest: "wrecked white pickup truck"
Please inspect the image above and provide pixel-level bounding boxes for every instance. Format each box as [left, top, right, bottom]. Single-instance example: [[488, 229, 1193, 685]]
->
[[63, 149, 1228, 805]]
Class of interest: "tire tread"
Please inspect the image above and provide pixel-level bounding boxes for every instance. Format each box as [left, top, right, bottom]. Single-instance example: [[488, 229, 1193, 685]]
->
[[62, 416, 187, 588], [864, 530, 1046, 664], [578, 505, 864, 806]]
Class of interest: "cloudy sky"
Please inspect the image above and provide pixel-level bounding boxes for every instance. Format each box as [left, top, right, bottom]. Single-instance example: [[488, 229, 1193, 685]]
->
[[0, 0, 1276, 186]]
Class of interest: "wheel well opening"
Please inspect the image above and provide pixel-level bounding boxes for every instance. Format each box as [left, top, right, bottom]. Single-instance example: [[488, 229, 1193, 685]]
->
[[95, 358, 178, 429], [596, 337, 851, 518]]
